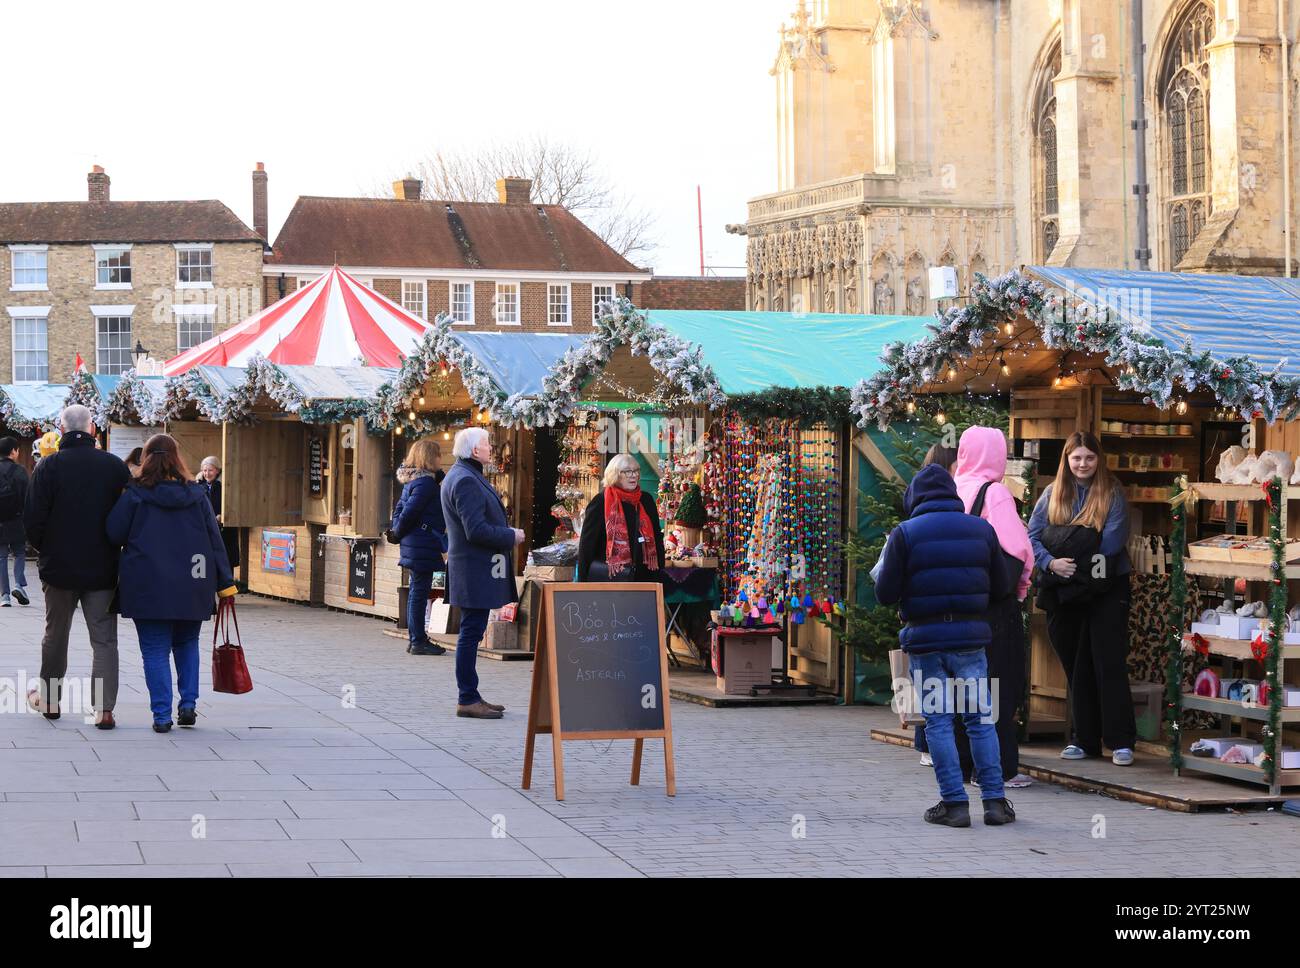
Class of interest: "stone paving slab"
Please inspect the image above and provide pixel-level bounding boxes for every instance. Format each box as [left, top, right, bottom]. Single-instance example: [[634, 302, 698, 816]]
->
[[3, 583, 1299, 877]]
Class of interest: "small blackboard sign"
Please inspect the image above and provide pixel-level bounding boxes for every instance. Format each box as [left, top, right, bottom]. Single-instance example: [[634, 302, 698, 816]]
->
[[550, 588, 665, 733], [308, 437, 324, 496], [523, 582, 676, 801], [347, 540, 376, 605]]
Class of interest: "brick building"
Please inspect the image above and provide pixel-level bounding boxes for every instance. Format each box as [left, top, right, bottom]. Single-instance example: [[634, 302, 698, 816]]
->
[[0, 166, 264, 384], [263, 176, 650, 330], [639, 275, 747, 310]]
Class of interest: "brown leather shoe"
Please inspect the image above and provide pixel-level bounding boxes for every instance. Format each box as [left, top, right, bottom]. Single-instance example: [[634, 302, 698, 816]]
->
[[481, 700, 506, 712], [456, 701, 503, 720], [94, 710, 115, 730], [27, 689, 59, 720]]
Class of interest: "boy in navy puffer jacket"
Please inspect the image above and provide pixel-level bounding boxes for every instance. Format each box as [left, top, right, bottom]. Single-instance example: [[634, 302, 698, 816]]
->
[[876, 463, 1017, 828]]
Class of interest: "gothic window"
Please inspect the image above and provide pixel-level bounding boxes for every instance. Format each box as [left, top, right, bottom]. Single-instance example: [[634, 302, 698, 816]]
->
[[1034, 40, 1062, 261], [1159, 1, 1214, 267]]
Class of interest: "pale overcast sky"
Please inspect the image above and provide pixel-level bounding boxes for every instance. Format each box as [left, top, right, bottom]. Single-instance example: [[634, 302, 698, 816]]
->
[[4, 0, 798, 276]]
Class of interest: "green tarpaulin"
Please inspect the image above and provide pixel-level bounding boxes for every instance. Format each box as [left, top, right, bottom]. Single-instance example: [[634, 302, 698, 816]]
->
[[643, 310, 934, 393]]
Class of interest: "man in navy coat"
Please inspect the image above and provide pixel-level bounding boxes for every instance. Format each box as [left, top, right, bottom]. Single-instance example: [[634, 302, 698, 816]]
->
[[876, 462, 1017, 829], [440, 427, 524, 719]]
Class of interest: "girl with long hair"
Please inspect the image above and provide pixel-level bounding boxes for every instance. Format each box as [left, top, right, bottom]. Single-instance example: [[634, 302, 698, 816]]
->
[[1027, 430, 1136, 765], [107, 434, 236, 731]]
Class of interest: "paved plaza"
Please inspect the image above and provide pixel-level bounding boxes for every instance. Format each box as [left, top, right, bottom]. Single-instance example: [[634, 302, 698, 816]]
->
[[0, 585, 1294, 878]]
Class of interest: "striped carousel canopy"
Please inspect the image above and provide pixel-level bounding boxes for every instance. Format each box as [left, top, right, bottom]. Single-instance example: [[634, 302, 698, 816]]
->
[[164, 266, 431, 374]]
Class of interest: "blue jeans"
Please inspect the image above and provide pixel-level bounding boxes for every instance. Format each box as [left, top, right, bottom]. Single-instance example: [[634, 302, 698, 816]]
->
[[909, 648, 1005, 803], [407, 570, 433, 647], [0, 540, 25, 596], [134, 619, 202, 725], [455, 607, 489, 706]]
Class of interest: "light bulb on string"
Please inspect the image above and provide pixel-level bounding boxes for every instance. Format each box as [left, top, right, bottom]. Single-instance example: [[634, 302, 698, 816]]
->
[[1004, 321, 1014, 336], [999, 353, 1010, 377], [935, 410, 946, 425], [1175, 398, 1188, 416], [395, 425, 403, 436], [947, 365, 957, 381], [419, 396, 426, 406], [905, 400, 916, 414], [409, 410, 416, 421]]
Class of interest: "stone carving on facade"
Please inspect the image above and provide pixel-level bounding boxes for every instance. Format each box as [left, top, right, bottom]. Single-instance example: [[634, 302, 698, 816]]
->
[[872, 277, 895, 314], [905, 272, 926, 316]]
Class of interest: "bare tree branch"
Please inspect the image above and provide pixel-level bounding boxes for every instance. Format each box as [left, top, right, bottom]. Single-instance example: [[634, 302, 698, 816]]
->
[[373, 136, 657, 260]]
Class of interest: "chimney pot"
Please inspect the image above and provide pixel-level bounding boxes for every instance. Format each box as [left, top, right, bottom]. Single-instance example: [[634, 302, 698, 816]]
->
[[496, 177, 532, 205], [87, 166, 111, 203], [252, 163, 269, 243], [393, 177, 423, 201]]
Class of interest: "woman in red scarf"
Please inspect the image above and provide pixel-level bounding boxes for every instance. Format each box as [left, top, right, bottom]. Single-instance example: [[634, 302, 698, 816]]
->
[[577, 454, 665, 582]]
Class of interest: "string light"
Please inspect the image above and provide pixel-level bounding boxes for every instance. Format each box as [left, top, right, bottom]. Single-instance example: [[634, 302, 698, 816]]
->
[[408, 410, 416, 421], [905, 400, 916, 414], [419, 396, 426, 406], [947, 365, 957, 381], [935, 410, 946, 425], [1175, 398, 1189, 416], [394, 425, 403, 436], [442, 430, 451, 441], [999, 353, 1011, 377], [1004, 321, 1014, 336]]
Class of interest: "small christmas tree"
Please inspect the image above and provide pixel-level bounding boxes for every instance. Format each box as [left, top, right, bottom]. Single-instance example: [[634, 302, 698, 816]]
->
[[675, 483, 707, 527]]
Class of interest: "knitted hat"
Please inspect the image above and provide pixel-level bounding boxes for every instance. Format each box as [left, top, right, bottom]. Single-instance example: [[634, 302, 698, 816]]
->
[[37, 431, 61, 458]]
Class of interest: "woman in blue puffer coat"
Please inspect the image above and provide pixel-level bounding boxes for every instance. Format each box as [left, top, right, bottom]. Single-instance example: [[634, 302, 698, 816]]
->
[[106, 434, 236, 732], [389, 438, 448, 656]]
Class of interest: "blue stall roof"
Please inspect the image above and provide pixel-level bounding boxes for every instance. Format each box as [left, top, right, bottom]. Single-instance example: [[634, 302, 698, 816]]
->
[[448, 331, 587, 397], [0, 383, 69, 424], [1029, 267, 1300, 378], [643, 310, 935, 394]]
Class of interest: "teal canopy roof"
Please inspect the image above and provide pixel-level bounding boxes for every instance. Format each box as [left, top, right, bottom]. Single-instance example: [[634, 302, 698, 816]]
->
[[643, 310, 934, 394], [0, 383, 70, 427]]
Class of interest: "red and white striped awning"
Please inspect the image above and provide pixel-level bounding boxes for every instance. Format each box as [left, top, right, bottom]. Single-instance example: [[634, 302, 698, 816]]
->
[[164, 266, 431, 374]]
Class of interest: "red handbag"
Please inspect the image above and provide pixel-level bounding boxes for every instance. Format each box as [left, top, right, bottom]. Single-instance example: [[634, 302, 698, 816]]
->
[[212, 597, 254, 695]]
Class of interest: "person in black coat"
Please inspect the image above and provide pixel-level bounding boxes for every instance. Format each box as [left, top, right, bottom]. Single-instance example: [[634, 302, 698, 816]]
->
[[389, 438, 448, 656], [440, 427, 524, 719], [0, 437, 30, 607], [108, 434, 236, 732], [22, 405, 131, 728], [198, 456, 241, 577], [576, 453, 665, 582]]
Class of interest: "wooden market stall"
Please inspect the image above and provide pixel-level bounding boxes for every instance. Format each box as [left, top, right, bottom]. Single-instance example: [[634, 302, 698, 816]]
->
[[0, 383, 66, 472], [589, 308, 937, 700], [852, 266, 1300, 793]]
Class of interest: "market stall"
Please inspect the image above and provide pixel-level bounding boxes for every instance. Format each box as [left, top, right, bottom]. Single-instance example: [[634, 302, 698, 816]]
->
[[586, 307, 934, 698], [0, 383, 66, 471], [851, 267, 1300, 792]]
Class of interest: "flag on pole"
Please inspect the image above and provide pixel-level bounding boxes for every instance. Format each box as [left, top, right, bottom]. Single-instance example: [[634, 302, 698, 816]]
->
[[73, 352, 86, 375]]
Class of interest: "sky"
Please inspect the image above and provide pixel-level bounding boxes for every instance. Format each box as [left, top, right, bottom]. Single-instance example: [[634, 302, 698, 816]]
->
[[3, 0, 797, 276]]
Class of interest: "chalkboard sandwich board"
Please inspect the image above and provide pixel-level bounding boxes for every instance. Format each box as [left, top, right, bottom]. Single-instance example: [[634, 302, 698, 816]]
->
[[522, 582, 676, 800]]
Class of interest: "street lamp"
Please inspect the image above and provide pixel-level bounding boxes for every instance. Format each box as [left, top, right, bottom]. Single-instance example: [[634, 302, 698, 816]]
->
[[133, 340, 148, 369]]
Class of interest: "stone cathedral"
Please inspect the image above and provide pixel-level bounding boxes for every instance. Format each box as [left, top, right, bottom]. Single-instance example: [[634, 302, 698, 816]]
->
[[736, 0, 1300, 314]]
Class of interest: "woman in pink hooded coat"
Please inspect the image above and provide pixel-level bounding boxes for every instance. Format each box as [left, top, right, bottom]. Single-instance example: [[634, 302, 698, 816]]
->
[[952, 426, 1035, 788]]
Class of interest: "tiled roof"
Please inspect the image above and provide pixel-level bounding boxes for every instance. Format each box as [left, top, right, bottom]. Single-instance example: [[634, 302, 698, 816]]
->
[[641, 276, 747, 310], [267, 196, 643, 275], [0, 201, 260, 244]]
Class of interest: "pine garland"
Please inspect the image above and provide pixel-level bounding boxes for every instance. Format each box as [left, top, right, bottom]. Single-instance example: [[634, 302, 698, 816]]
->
[[851, 270, 1300, 429], [1165, 476, 1189, 769], [0, 387, 58, 437], [725, 387, 852, 428], [1263, 476, 1286, 784]]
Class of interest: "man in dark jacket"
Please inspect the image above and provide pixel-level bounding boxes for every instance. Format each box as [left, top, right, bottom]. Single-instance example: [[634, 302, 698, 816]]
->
[[440, 427, 523, 719], [876, 463, 1017, 828], [0, 437, 30, 607], [22, 406, 131, 724]]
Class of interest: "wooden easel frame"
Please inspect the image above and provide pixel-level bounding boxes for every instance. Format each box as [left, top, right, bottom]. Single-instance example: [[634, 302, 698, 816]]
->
[[522, 582, 676, 801]]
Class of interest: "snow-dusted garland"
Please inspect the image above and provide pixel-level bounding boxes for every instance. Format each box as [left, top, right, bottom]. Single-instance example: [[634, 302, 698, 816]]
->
[[370, 298, 726, 431], [55, 299, 728, 432], [850, 270, 1300, 430]]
